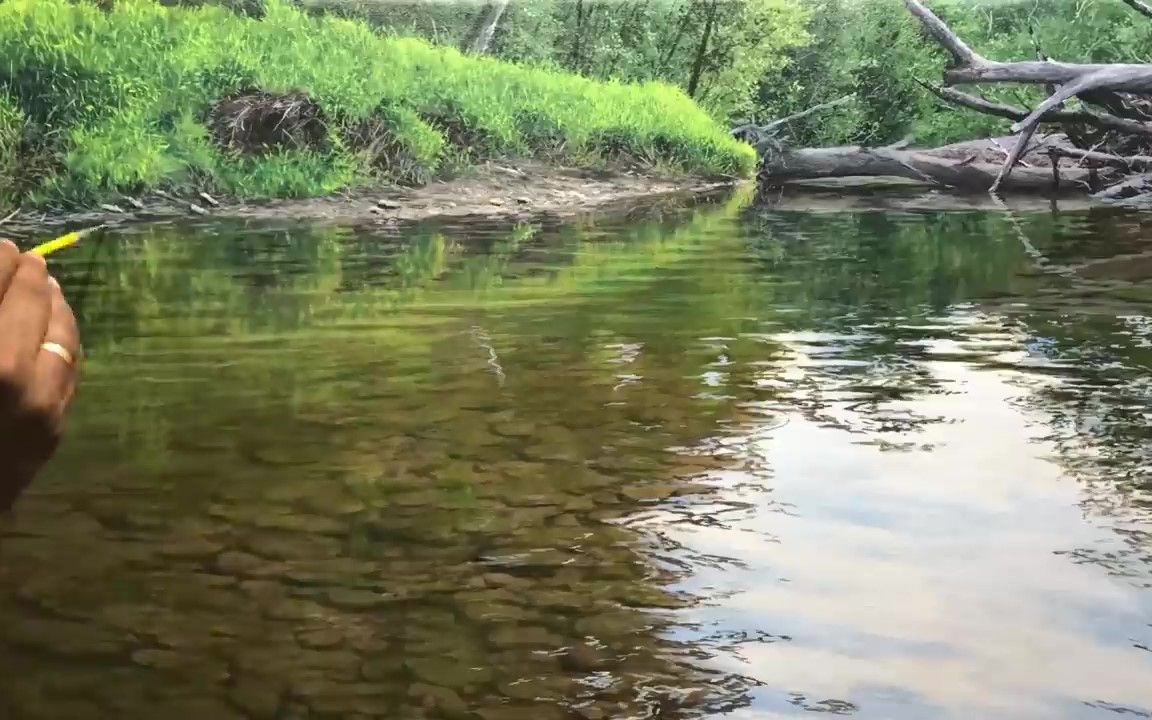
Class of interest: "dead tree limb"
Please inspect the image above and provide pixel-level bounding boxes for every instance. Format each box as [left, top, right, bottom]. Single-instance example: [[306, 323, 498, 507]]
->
[[1051, 146, 1152, 170], [907, 0, 1152, 191], [1120, 0, 1152, 20], [919, 83, 1152, 137], [757, 145, 1113, 193], [758, 93, 855, 134], [732, 94, 855, 150], [907, 0, 1152, 88]]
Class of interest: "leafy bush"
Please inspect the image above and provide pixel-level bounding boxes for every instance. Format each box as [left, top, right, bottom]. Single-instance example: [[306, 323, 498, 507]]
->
[[0, 0, 753, 207]]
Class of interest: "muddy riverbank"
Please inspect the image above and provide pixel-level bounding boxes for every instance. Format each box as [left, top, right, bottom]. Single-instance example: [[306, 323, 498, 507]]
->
[[0, 162, 741, 243]]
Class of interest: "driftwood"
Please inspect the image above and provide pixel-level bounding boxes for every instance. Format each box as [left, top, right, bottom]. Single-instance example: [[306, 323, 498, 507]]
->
[[759, 144, 1113, 194], [754, 0, 1152, 199]]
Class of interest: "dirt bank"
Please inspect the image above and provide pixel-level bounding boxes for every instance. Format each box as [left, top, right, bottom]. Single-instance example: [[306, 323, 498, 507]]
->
[[0, 161, 741, 242]]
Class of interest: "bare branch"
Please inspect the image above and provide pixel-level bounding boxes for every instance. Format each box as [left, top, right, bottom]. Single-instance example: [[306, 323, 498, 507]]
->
[[917, 82, 1152, 136], [1120, 0, 1152, 20], [904, 0, 981, 67], [991, 123, 1040, 193], [1049, 145, 1152, 170], [759, 94, 855, 134], [908, 1, 1152, 88]]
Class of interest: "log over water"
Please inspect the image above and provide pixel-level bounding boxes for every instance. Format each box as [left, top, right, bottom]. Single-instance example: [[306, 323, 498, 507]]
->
[[745, 0, 1152, 202]]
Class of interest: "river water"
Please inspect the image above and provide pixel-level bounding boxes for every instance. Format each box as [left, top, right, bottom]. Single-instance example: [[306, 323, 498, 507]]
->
[[1, 190, 1151, 719]]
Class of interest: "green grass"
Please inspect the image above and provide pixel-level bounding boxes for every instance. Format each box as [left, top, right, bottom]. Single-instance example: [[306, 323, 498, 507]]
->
[[0, 0, 755, 209]]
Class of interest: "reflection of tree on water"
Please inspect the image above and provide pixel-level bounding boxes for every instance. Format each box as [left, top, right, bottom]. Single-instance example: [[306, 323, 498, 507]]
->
[[0, 193, 774, 719], [9, 197, 1152, 717], [738, 205, 1152, 588]]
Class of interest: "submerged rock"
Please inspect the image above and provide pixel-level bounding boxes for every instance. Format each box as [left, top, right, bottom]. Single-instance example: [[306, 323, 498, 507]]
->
[[408, 682, 471, 720], [227, 676, 284, 719], [403, 657, 493, 689]]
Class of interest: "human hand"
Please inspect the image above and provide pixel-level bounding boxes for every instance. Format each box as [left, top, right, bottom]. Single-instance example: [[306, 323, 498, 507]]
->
[[0, 239, 81, 512]]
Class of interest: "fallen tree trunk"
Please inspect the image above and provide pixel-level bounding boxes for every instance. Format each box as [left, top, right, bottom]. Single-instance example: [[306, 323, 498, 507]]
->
[[905, 0, 1152, 191], [753, 1, 1152, 198], [757, 145, 1114, 194]]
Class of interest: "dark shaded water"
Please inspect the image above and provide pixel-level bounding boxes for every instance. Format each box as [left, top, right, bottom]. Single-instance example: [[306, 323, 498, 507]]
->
[[2, 190, 1152, 719]]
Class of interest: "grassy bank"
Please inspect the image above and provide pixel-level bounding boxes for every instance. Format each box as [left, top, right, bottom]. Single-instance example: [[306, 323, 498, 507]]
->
[[0, 0, 755, 211]]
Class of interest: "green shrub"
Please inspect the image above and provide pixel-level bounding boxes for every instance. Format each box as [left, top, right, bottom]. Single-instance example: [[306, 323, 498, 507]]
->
[[0, 0, 752, 206]]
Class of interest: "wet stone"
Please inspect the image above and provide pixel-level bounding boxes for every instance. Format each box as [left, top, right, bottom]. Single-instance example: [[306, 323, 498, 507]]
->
[[323, 587, 391, 610], [302, 683, 393, 716], [558, 643, 611, 672], [243, 532, 341, 562], [572, 705, 608, 720], [458, 599, 527, 624], [481, 573, 531, 590], [149, 697, 245, 720], [250, 513, 347, 536], [573, 610, 643, 639], [239, 579, 286, 606], [227, 676, 284, 719], [491, 420, 536, 438], [130, 648, 191, 671], [3, 618, 125, 658], [473, 703, 571, 720], [264, 598, 328, 622], [214, 550, 284, 578], [488, 625, 563, 648], [158, 536, 226, 560], [619, 482, 680, 502], [404, 657, 493, 689], [497, 676, 572, 701], [296, 650, 363, 677], [297, 626, 345, 649], [532, 589, 588, 611], [360, 654, 403, 682], [282, 558, 374, 586], [409, 682, 472, 720], [297, 493, 368, 517]]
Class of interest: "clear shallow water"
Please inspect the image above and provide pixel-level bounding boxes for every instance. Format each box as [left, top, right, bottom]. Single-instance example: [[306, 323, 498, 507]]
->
[[2, 191, 1151, 719]]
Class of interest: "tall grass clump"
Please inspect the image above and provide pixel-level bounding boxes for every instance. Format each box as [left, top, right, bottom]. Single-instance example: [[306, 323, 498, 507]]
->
[[0, 0, 754, 208]]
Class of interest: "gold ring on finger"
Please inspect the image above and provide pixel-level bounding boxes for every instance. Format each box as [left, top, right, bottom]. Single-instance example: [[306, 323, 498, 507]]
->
[[40, 341, 77, 367]]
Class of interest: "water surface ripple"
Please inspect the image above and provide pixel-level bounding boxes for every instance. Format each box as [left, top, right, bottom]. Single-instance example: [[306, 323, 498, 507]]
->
[[2, 196, 1151, 719]]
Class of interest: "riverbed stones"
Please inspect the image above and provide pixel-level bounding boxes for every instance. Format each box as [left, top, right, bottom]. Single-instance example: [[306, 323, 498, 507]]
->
[[473, 703, 570, 720], [323, 587, 392, 611], [241, 532, 335, 562], [488, 624, 563, 648], [297, 492, 367, 517], [359, 653, 403, 682], [408, 683, 471, 720], [263, 597, 327, 622], [239, 579, 286, 607], [481, 572, 530, 590], [227, 676, 284, 719], [157, 535, 226, 561], [557, 643, 611, 672], [296, 625, 344, 649], [404, 657, 492, 689], [497, 675, 572, 701], [3, 618, 125, 658], [214, 550, 284, 578]]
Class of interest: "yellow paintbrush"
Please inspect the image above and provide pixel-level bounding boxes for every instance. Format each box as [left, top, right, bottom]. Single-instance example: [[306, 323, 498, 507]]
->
[[28, 225, 103, 258]]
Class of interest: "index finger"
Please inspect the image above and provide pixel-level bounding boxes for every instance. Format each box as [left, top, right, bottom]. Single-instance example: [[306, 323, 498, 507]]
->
[[0, 253, 52, 382]]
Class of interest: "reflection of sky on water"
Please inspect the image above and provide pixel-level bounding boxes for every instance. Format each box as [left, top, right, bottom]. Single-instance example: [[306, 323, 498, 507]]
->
[[652, 308, 1152, 720]]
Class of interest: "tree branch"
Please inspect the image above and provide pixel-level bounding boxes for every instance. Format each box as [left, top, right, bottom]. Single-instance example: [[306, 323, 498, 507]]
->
[[1120, 0, 1152, 20], [908, 1, 1152, 190], [918, 82, 1152, 136]]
